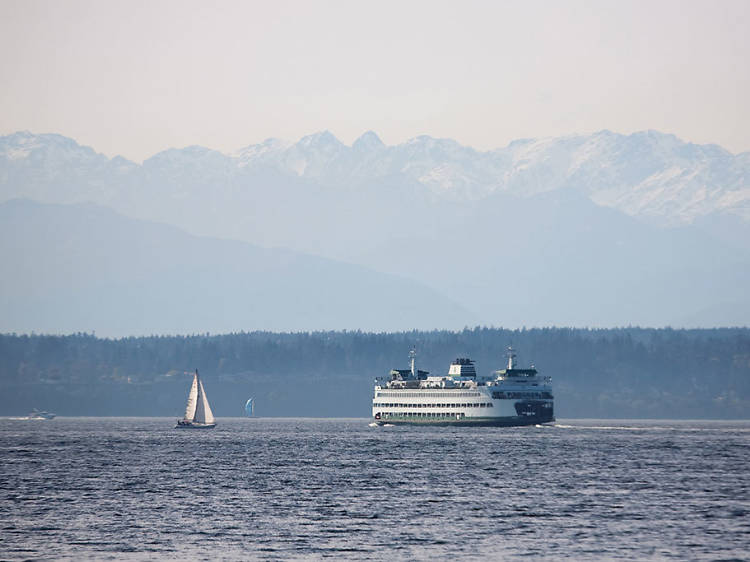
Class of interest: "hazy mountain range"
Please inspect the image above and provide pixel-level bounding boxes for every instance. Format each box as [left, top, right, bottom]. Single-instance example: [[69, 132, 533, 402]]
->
[[1, 130, 748, 334], [3, 129, 749, 224], [0, 200, 473, 335]]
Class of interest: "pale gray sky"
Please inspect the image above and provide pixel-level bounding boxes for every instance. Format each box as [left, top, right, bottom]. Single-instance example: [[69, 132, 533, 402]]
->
[[1, 0, 748, 162]]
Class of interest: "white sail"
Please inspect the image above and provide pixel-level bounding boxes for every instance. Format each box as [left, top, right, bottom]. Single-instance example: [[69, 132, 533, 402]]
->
[[184, 373, 199, 421], [194, 375, 205, 422], [195, 379, 215, 424]]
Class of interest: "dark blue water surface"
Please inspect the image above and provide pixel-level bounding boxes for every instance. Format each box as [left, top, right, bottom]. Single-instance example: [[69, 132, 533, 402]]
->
[[1, 418, 749, 560]]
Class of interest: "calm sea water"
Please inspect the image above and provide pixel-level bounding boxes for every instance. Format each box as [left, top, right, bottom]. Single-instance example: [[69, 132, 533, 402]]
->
[[1, 418, 749, 560]]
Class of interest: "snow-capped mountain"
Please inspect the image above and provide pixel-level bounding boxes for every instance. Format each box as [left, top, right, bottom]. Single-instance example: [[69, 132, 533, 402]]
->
[[2, 129, 748, 226], [0, 131, 136, 205], [233, 129, 750, 225], [496, 130, 750, 225], [1, 129, 749, 328]]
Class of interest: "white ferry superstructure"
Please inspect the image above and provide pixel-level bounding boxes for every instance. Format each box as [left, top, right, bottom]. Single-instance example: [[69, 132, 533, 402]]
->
[[372, 348, 554, 426]]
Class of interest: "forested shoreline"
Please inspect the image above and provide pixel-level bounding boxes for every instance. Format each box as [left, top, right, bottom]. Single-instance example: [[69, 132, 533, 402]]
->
[[1, 327, 749, 419]]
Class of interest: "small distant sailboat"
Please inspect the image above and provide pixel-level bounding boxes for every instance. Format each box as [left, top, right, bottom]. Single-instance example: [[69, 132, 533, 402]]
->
[[176, 370, 216, 429], [244, 397, 254, 417], [27, 408, 55, 420]]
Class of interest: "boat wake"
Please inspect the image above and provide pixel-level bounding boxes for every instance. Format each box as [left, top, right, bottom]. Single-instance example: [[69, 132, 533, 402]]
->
[[553, 423, 668, 431]]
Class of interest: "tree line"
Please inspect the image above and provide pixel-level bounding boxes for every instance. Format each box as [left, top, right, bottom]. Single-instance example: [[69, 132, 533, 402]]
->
[[1, 327, 748, 418]]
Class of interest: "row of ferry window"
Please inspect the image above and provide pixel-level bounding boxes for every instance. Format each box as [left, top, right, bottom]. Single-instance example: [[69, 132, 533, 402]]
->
[[376, 392, 481, 398], [374, 402, 494, 408], [379, 413, 466, 419], [491, 391, 553, 399]]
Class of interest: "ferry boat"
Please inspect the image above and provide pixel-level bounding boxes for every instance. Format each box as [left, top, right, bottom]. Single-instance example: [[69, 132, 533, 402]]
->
[[372, 347, 554, 427]]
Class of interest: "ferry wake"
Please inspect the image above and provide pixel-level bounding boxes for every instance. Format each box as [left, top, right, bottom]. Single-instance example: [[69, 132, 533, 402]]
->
[[372, 347, 554, 427]]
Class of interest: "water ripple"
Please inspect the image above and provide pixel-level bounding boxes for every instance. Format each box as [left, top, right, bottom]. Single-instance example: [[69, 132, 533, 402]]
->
[[0, 418, 749, 560]]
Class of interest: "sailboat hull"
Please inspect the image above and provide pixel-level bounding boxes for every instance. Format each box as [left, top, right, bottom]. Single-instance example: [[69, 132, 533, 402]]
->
[[175, 420, 216, 429]]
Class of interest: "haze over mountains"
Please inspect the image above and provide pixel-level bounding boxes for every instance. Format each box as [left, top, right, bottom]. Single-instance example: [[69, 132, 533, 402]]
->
[[1, 130, 748, 334], [0, 200, 473, 335]]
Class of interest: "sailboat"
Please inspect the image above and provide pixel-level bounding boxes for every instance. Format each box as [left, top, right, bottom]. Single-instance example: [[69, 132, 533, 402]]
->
[[244, 397, 254, 417], [176, 369, 216, 429], [27, 408, 56, 420]]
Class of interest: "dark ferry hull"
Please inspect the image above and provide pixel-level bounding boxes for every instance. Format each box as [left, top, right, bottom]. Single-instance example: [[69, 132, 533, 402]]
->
[[373, 415, 555, 427]]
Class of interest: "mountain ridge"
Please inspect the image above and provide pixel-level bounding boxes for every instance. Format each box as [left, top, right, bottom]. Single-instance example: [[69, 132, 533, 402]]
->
[[2, 130, 748, 329], [2, 129, 748, 226], [0, 199, 476, 336]]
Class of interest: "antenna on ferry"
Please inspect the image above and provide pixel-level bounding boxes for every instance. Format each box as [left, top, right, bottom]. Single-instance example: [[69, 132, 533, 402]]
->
[[409, 346, 417, 378]]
